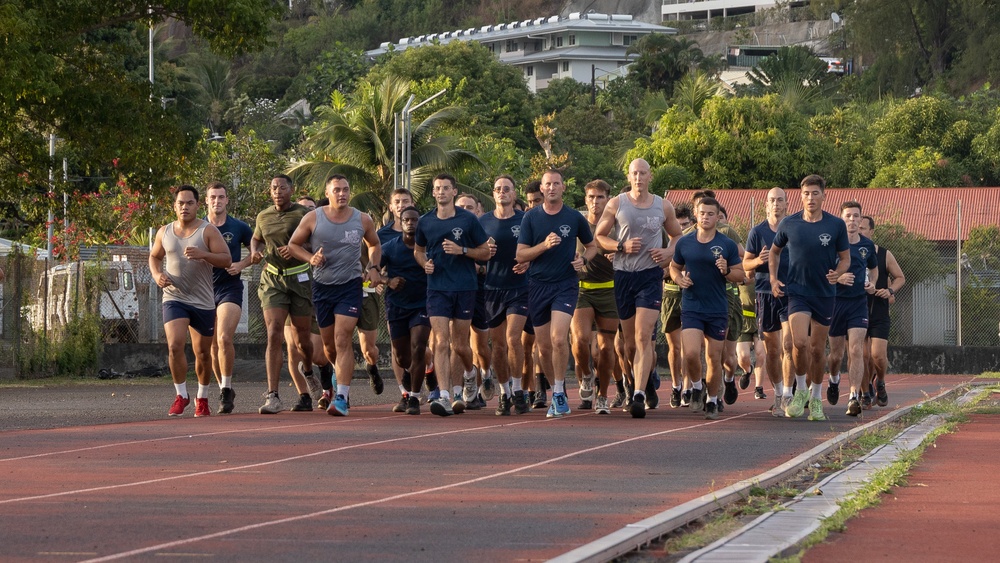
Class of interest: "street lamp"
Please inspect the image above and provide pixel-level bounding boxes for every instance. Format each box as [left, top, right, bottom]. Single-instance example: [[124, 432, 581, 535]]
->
[[394, 89, 447, 191]]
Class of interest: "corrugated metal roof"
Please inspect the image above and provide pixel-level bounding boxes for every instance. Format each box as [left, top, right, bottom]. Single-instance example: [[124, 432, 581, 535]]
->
[[664, 187, 1000, 242]]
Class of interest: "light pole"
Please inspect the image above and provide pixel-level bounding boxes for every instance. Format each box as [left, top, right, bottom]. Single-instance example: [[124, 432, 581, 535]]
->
[[394, 89, 447, 191]]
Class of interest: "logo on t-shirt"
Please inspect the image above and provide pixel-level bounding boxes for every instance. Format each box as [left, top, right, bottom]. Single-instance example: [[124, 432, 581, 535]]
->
[[859, 246, 868, 259], [222, 232, 234, 244], [710, 246, 723, 258], [819, 233, 831, 246], [558, 225, 571, 238], [511, 225, 521, 238], [451, 227, 464, 241], [343, 229, 362, 245]]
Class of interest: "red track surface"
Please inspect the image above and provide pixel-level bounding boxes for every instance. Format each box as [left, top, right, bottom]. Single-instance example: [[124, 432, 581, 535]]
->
[[803, 408, 1000, 563], [0, 375, 973, 562]]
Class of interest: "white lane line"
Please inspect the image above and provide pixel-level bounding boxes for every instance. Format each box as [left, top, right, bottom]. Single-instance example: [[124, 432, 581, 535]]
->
[[79, 413, 752, 563], [0, 414, 581, 505], [0, 412, 406, 463]]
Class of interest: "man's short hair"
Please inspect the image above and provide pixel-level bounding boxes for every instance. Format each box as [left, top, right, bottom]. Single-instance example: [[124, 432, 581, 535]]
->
[[206, 181, 226, 193], [495, 174, 515, 186], [541, 169, 563, 182], [719, 205, 728, 218], [675, 203, 693, 221], [862, 215, 876, 230], [273, 174, 293, 186], [316, 197, 329, 206], [525, 180, 542, 195], [841, 200, 862, 213], [697, 197, 721, 213], [800, 174, 826, 191], [391, 188, 414, 200], [400, 206, 420, 216], [691, 189, 716, 205], [584, 179, 611, 196], [456, 193, 478, 205], [298, 196, 317, 205], [326, 174, 348, 186], [176, 185, 199, 201], [433, 173, 457, 188]]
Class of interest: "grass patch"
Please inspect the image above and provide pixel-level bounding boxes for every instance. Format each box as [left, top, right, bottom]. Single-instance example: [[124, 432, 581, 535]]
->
[[0, 375, 171, 388]]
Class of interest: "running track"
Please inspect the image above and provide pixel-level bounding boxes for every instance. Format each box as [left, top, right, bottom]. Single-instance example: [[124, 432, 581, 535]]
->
[[0, 374, 970, 562]]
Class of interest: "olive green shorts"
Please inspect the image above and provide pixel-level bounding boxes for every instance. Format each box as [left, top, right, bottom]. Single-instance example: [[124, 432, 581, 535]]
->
[[661, 286, 682, 334], [576, 287, 619, 320], [738, 308, 757, 342], [357, 291, 381, 332], [259, 271, 313, 318], [726, 288, 741, 342]]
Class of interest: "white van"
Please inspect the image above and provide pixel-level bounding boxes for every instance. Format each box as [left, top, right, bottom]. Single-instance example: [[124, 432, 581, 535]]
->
[[27, 257, 139, 342]]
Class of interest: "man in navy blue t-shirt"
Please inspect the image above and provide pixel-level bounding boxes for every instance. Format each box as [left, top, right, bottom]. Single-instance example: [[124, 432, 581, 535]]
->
[[479, 175, 531, 415], [670, 197, 745, 420], [826, 201, 878, 417], [414, 173, 490, 416], [205, 182, 254, 415], [516, 169, 598, 419], [743, 187, 790, 417], [769, 174, 850, 421]]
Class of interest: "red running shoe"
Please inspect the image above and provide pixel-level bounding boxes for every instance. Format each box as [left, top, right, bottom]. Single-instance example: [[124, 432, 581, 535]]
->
[[194, 397, 211, 417], [169, 395, 191, 416]]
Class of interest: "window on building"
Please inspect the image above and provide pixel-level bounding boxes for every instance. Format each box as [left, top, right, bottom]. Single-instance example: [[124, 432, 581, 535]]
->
[[623, 35, 639, 46], [556, 36, 564, 47], [569, 34, 576, 46], [526, 66, 534, 76], [562, 61, 570, 72]]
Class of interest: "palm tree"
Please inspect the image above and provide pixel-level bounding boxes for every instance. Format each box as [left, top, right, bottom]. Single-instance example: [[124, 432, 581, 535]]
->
[[289, 75, 481, 222], [672, 71, 724, 116]]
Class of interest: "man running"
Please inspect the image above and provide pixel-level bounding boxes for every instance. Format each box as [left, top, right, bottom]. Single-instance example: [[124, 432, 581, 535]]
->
[[595, 158, 682, 418], [414, 174, 491, 416], [150, 186, 232, 417], [516, 169, 598, 418], [859, 215, 906, 408], [769, 175, 850, 421], [288, 175, 382, 416], [204, 182, 253, 414], [662, 204, 693, 408], [670, 197, 744, 420]]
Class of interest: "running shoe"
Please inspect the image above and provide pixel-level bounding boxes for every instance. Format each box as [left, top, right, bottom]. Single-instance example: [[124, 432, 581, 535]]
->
[[467, 393, 486, 410], [451, 398, 467, 415], [772, 395, 786, 417], [861, 390, 873, 410], [428, 388, 441, 403], [552, 392, 571, 416], [578, 399, 593, 410], [406, 395, 420, 415], [328, 394, 349, 417], [754, 386, 767, 399], [168, 395, 190, 417], [738, 368, 751, 390], [723, 379, 739, 405], [579, 373, 595, 402], [681, 389, 692, 407], [705, 401, 719, 420], [846, 398, 862, 417], [876, 380, 888, 407], [291, 393, 313, 412], [318, 390, 332, 410], [298, 362, 324, 402], [532, 389, 547, 409], [827, 380, 840, 405], [259, 391, 283, 414], [218, 387, 236, 414], [480, 367, 497, 402], [463, 369, 479, 403], [495, 394, 512, 416], [629, 393, 646, 418], [194, 397, 210, 417], [392, 394, 408, 413], [645, 377, 659, 409], [785, 389, 808, 418], [610, 389, 626, 409], [670, 388, 682, 408], [367, 363, 384, 395], [807, 397, 827, 421], [690, 388, 705, 412], [716, 396, 724, 413], [429, 397, 453, 417], [513, 390, 530, 414], [594, 395, 610, 415]]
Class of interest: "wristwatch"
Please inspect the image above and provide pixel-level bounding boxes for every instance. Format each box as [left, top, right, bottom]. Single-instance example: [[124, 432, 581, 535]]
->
[[462, 246, 468, 255], [617, 240, 625, 252]]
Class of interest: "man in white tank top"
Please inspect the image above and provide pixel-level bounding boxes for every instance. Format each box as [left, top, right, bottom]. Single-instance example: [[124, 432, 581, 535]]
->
[[595, 158, 683, 418], [149, 186, 232, 418]]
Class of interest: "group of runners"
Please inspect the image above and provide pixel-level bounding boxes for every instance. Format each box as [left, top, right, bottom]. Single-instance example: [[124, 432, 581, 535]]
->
[[150, 162, 905, 420]]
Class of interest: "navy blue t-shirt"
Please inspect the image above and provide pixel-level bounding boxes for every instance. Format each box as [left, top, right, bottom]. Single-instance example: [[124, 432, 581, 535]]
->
[[773, 211, 849, 298], [838, 235, 877, 299], [207, 215, 253, 286], [744, 220, 788, 295], [673, 231, 741, 315], [377, 221, 403, 246], [480, 210, 527, 290], [415, 207, 489, 291], [518, 205, 593, 284], [380, 237, 426, 310]]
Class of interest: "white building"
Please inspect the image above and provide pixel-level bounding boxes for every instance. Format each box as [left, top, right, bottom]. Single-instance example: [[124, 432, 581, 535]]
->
[[365, 13, 675, 93], [662, 0, 807, 21]]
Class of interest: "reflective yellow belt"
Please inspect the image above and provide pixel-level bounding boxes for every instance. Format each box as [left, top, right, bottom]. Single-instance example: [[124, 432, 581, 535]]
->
[[265, 262, 310, 276], [664, 284, 682, 293], [742, 309, 756, 318], [579, 280, 614, 290]]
